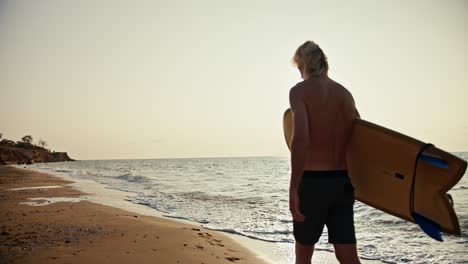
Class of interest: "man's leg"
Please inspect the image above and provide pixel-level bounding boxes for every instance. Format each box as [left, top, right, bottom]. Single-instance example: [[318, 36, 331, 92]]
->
[[295, 241, 314, 264], [328, 176, 359, 264], [333, 244, 361, 264]]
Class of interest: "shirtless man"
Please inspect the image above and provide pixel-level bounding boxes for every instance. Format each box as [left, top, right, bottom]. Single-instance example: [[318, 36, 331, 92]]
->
[[289, 41, 361, 264]]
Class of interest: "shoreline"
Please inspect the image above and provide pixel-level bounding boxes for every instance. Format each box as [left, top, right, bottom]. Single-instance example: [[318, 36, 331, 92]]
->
[[2, 165, 382, 264], [0, 165, 270, 264]]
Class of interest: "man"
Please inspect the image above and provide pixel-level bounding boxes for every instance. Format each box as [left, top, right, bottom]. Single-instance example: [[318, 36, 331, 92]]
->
[[289, 41, 361, 264]]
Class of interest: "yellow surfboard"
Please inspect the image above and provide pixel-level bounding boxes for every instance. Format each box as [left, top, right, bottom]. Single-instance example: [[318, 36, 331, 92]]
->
[[283, 108, 466, 238]]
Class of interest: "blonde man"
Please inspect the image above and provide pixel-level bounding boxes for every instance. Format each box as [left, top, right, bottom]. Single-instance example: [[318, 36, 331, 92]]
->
[[289, 41, 361, 264]]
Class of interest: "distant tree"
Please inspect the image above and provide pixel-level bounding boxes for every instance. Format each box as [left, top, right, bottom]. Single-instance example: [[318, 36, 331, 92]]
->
[[38, 139, 47, 148], [21, 135, 33, 144], [0, 139, 15, 146], [0, 133, 2, 140]]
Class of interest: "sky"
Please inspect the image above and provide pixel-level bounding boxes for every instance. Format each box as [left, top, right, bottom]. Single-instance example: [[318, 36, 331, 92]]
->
[[1, 0, 467, 160]]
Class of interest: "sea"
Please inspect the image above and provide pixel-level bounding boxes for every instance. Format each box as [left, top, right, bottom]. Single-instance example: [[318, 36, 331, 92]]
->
[[26, 153, 468, 264]]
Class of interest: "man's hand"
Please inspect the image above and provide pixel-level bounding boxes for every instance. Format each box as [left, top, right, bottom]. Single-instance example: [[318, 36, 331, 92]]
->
[[290, 189, 305, 222]]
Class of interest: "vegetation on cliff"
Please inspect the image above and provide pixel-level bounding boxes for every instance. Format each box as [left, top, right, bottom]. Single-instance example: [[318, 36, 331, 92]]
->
[[0, 134, 74, 165]]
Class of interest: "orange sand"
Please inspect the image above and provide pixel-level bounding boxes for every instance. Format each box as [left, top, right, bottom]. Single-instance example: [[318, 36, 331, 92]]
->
[[0, 166, 268, 264]]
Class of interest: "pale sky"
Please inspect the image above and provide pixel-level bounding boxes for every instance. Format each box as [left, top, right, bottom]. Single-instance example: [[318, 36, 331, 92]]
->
[[1, 0, 467, 160]]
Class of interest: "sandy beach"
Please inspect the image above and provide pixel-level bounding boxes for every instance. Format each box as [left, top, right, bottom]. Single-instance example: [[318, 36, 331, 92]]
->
[[0, 165, 269, 264]]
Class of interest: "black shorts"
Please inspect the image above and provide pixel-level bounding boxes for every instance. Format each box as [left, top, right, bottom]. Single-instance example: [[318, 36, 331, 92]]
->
[[293, 170, 356, 245]]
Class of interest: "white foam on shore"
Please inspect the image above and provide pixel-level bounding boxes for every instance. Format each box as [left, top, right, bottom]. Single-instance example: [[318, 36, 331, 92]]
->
[[10, 185, 63, 191], [19, 167, 167, 217], [21, 197, 86, 206]]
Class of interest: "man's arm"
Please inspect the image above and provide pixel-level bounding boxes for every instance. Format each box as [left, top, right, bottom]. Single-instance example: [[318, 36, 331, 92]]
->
[[289, 88, 309, 190], [289, 87, 309, 222], [343, 87, 360, 119]]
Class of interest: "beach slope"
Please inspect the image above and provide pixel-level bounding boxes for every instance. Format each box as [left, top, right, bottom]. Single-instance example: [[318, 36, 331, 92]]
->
[[0, 166, 268, 264]]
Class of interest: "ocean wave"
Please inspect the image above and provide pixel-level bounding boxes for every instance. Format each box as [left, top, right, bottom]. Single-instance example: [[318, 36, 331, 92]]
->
[[85, 171, 101, 176], [162, 214, 210, 224], [174, 191, 268, 206], [202, 226, 293, 243], [114, 174, 148, 183], [250, 229, 292, 235], [125, 196, 174, 213], [54, 169, 72, 173], [162, 214, 196, 221]]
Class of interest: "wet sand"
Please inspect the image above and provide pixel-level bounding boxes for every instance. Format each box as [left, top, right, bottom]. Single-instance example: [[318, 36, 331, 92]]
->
[[0, 166, 268, 264]]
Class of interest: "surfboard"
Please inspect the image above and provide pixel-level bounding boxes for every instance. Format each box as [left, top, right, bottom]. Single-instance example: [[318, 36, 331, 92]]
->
[[283, 108, 466, 240]]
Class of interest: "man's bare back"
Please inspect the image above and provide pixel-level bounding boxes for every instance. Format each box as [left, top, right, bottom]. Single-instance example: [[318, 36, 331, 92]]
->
[[290, 76, 357, 171]]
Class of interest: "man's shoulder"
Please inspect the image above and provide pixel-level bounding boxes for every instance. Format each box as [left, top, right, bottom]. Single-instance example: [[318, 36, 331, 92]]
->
[[340, 85, 354, 100], [330, 82, 356, 107], [328, 79, 353, 98], [289, 81, 306, 97], [291, 80, 307, 90], [290, 78, 354, 100]]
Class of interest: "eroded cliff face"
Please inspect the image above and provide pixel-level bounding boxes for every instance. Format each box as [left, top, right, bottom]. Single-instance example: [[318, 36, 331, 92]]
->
[[0, 146, 74, 165]]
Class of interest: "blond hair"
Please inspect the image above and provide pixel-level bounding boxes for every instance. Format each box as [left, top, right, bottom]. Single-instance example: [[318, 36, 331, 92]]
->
[[292, 41, 329, 77]]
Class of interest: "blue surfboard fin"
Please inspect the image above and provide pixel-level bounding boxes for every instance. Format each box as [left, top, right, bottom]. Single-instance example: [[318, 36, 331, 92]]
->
[[420, 154, 449, 169], [412, 212, 443, 241]]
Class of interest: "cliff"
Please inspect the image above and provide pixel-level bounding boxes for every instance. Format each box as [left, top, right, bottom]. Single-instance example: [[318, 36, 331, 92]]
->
[[0, 144, 74, 165]]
